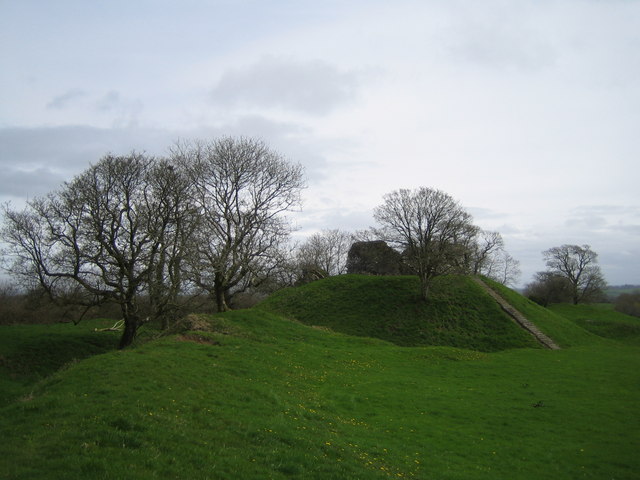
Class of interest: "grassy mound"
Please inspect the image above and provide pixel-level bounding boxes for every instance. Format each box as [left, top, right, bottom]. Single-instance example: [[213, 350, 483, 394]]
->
[[481, 277, 603, 347], [1, 310, 638, 479], [548, 303, 640, 346], [257, 274, 542, 352]]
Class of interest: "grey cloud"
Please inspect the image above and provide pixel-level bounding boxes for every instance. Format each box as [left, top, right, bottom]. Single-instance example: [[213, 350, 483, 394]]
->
[[610, 224, 640, 236], [0, 117, 343, 202], [211, 57, 361, 114], [92, 90, 144, 127], [445, 9, 556, 72], [0, 167, 65, 198], [565, 215, 609, 230], [46, 88, 86, 109], [318, 209, 374, 232], [215, 114, 308, 139], [565, 205, 640, 232], [0, 126, 170, 202], [293, 207, 374, 235], [46, 89, 143, 127], [467, 206, 510, 222], [569, 205, 640, 217], [493, 223, 525, 235], [97, 90, 122, 112], [449, 36, 554, 72]]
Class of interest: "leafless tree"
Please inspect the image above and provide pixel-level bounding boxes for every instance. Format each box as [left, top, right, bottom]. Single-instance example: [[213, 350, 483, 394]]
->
[[173, 137, 305, 312], [296, 229, 352, 281], [542, 244, 606, 304], [484, 250, 521, 286], [461, 230, 521, 286], [467, 230, 503, 275], [1, 153, 190, 348], [374, 187, 475, 300], [145, 159, 199, 328]]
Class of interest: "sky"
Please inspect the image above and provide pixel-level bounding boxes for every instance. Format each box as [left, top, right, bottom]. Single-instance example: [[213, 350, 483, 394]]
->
[[1, 0, 639, 287]]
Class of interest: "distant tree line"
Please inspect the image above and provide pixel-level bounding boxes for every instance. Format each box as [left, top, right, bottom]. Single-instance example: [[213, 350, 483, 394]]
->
[[613, 292, 640, 318]]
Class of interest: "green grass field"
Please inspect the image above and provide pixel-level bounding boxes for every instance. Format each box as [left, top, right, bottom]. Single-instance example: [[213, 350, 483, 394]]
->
[[1, 275, 638, 479]]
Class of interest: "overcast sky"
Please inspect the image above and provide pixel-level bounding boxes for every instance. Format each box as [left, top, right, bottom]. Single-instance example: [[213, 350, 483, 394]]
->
[[1, 0, 639, 287]]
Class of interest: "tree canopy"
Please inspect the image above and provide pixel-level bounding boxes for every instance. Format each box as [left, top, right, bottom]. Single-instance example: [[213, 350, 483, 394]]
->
[[373, 187, 476, 299], [541, 244, 607, 305]]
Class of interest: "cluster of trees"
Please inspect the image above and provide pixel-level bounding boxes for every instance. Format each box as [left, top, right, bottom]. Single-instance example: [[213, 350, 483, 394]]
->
[[372, 187, 520, 299], [290, 187, 522, 300], [10, 136, 612, 347], [1, 138, 305, 347], [525, 244, 607, 306]]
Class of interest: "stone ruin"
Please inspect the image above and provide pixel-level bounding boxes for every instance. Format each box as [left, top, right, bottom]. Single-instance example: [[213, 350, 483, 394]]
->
[[346, 240, 404, 275]]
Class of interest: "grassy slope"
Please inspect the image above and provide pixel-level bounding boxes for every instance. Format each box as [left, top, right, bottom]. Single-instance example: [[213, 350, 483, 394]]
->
[[481, 277, 603, 347], [257, 274, 541, 352], [1, 277, 638, 479], [0, 319, 119, 405], [0, 310, 638, 479], [548, 303, 640, 346]]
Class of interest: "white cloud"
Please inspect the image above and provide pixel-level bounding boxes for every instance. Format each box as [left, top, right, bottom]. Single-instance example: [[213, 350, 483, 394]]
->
[[210, 56, 362, 115]]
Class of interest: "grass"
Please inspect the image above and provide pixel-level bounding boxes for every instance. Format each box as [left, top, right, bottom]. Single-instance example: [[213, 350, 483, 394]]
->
[[548, 303, 640, 346], [480, 277, 603, 347], [257, 274, 541, 351], [0, 276, 638, 479], [0, 318, 119, 405]]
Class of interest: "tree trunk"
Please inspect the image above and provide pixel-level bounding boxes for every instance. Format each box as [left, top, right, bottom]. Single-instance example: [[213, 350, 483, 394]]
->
[[419, 275, 431, 301], [118, 300, 140, 349], [118, 317, 138, 349], [214, 272, 230, 312], [572, 285, 580, 305]]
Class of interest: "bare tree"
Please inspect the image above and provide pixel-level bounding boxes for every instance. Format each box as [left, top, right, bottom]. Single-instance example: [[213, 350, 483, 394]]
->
[[485, 250, 521, 286], [145, 159, 198, 329], [467, 230, 504, 275], [1, 153, 189, 348], [463, 230, 522, 286], [374, 187, 475, 300], [542, 244, 607, 304], [296, 229, 352, 281], [173, 137, 305, 312]]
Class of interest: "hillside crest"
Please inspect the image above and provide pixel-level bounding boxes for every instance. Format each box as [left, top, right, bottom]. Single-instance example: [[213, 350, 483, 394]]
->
[[258, 274, 553, 352]]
